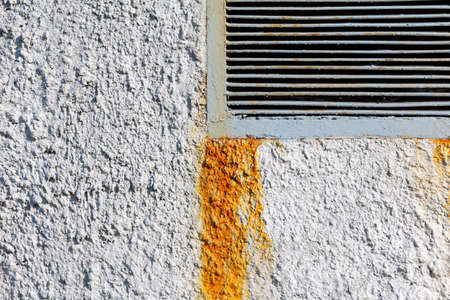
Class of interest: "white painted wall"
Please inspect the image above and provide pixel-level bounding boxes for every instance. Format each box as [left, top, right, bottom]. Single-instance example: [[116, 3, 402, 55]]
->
[[256, 139, 448, 299], [0, 1, 447, 299]]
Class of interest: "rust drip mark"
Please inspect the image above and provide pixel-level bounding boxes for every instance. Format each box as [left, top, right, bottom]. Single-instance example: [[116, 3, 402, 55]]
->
[[432, 139, 450, 219], [432, 139, 450, 166], [198, 138, 272, 300]]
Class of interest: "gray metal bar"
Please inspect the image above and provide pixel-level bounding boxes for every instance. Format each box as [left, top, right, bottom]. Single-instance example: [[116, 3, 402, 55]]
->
[[226, 14, 450, 21], [226, 22, 450, 28], [227, 0, 434, 2], [228, 32, 450, 37], [227, 6, 450, 12], [230, 109, 450, 116], [226, 83, 450, 88], [227, 58, 450, 62], [227, 40, 450, 45], [228, 101, 450, 108], [227, 49, 450, 54], [227, 91, 450, 97], [226, 74, 450, 79], [227, 65, 450, 71]]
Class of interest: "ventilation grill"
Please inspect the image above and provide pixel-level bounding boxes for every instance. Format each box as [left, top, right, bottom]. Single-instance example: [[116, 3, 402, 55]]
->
[[226, 0, 450, 116]]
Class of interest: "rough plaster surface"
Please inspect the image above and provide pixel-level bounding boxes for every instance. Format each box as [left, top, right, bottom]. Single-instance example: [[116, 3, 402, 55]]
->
[[256, 139, 448, 300], [0, 1, 206, 298], [0, 1, 448, 299]]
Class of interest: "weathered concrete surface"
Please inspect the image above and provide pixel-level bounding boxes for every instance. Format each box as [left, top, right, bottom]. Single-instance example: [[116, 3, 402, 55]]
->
[[256, 139, 448, 300], [0, 1, 206, 298], [0, 1, 448, 299]]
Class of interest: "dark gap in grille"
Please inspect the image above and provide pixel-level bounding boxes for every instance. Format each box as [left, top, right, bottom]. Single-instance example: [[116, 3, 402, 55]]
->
[[225, 1, 450, 117]]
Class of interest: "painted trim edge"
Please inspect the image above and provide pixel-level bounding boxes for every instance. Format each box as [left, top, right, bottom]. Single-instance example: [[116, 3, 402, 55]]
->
[[209, 117, 450, 139]]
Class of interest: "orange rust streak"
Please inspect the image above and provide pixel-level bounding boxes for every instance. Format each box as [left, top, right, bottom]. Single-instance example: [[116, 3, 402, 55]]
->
[[432, 139, 450, 219], [432, 139, 450, 165], [198, 138, 271, 300]]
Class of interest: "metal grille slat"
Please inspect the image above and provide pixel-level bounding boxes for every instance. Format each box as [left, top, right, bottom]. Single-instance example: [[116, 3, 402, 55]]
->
[[228, 66, 450, 71], [228, 49, 450, 55], [227, 22, 450, 28], [228, 6, 450, 11], [230, 110, 450, 116], [228, 32, 450, 37], [227, 0, 444, 2], [228, 58, 450, 62], [227, 83, 450, 89], [228, 101, 450, 108], [228, 92, 450, 97], [226, 14, 450, 21], [228, 41, 450, 46], [227, 74, 450, 79], [225, 0, 450, 116]]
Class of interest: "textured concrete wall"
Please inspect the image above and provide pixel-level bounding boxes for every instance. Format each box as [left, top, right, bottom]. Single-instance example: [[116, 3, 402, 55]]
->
[[257, 139, 448, 299], [0, 1, 448, 299], [1, 1, 205, 298]]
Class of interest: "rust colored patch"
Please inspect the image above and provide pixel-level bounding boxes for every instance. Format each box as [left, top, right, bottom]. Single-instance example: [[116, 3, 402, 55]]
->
[[198, 138, 272, 300], [432, 139, 450, 218], [432, 139, 450, 166]]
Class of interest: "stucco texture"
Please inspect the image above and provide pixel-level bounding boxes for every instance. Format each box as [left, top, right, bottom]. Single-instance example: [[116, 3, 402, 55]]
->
[[0, 1, 448, 299], [256, 139, 448, 300], [1, 0, 205, 298]]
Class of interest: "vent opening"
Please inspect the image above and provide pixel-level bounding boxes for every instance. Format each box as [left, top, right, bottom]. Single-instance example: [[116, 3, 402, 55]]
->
[[224, 0, 450, 117]]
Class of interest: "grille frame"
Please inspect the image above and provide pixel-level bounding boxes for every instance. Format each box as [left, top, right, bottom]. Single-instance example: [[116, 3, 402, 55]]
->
[[207, 0, 450, 138]]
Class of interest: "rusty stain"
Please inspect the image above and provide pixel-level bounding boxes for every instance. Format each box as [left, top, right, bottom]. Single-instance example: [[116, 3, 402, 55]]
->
[[432, 139, 450, 219], [432, 139, 450, 166], [198, 138, 272, 300]]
